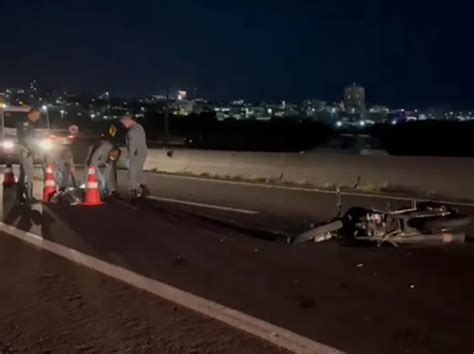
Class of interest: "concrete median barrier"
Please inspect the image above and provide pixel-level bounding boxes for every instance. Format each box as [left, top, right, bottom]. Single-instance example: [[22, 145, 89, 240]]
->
[[141, 148, 474, 201]]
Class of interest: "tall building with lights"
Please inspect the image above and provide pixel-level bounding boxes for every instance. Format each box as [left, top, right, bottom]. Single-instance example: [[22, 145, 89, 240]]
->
[[344, 83, 366, 113], [177, 90, 187, 101], [29, 80, 38, 92]]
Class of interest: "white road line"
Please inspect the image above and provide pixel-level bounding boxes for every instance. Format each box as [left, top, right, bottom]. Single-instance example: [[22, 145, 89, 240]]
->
[[0, 223, 341, 354], [150, 173, 474, 208], [147, 196, 259, 215]]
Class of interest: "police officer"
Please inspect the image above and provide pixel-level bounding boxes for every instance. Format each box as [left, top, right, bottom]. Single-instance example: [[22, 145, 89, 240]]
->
[[17, 107, 41, 203], [54, 125, 79, 190], [120, 114, 150, 199], [86, 138, 121, 197]]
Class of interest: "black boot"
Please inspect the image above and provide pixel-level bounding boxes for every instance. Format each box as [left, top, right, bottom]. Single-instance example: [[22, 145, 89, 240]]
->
[[129, 189, 139, 202], [140, 184, 151, 198], [109, 191, 121, 199]]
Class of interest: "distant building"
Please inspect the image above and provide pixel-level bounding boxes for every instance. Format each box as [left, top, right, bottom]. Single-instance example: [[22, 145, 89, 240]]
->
[[146, 95, 167, 103], [191, 98, 211, 115], [368, 105, 390, 122], [344, 84, 366, 113], [174, 99, 193, 116], [369, 105, 389, 114], [215, 107, 230, 120], [231, 99, 245, 106], [302, 99, 327, 119], [177, 90, 187, 101], [215, 106, 246, 120], [99, 91, 111, 101], [29, 80, 38, 91]]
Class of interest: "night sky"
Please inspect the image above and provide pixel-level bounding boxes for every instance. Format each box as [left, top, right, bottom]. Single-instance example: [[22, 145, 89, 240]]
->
[[1, 0, 473, 106]]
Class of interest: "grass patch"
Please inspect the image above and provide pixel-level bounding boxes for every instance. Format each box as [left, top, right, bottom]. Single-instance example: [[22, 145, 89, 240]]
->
[[357, 184, 382, 193]]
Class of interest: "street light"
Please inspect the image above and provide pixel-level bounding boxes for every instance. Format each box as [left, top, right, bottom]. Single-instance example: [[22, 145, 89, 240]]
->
[[60, 110, 65, 119], [0, 104, 7, 141], [42, 105, 51, 128]]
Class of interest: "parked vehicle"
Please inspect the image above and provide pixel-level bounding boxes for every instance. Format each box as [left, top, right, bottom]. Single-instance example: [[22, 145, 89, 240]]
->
[[0, 106, 77, 162]]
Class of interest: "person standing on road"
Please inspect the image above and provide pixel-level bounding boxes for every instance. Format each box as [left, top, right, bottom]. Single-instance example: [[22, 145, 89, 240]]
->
[[120, 114, 150, 199], [16, 107, 41, 203]]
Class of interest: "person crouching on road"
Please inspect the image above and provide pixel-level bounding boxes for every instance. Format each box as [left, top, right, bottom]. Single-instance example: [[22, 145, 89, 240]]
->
[[16, 107, 41, 204], [85, 138, 121, 198], [120, 114, 150, 200]]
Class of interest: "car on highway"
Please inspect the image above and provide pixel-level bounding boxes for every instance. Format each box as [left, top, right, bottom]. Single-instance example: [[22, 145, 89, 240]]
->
[[0, 105, 77, 163]]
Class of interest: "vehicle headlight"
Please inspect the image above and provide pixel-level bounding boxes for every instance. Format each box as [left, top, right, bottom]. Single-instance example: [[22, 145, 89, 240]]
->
[[2, 140, 15, 151], [39, 138, 53, 151]]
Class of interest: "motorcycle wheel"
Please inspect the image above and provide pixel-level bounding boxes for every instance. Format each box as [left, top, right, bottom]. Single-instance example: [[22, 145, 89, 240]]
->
[[341, 207, 370, 240], [416, 202, 447, 212], [416, 215, 472, 231], [290, 220, 343, 245]]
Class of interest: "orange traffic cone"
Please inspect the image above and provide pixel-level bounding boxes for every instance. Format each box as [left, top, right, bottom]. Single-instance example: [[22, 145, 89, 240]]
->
[[43, 163, 57, 203], [83, 167, 102, 206], [3, 164, 15, 186]]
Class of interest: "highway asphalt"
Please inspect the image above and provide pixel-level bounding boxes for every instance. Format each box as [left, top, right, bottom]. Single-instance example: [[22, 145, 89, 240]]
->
[[3, 166, 474, 353], [70, 139, 474, 235], [118, 170, 474, 236], [0, 233, 285, 354], [2, 144, 474, 353]]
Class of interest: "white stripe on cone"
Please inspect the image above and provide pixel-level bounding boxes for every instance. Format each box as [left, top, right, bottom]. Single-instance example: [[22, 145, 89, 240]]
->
[[87, 182, 98, 189]]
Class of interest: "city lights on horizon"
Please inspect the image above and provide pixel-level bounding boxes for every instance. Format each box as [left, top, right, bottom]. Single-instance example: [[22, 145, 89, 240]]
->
[[0, 81, 473, 125]]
